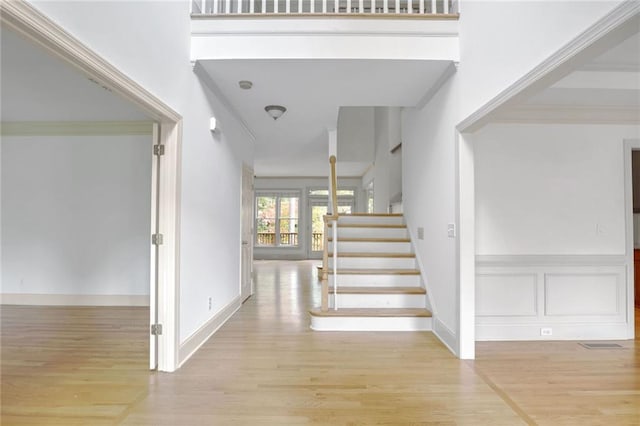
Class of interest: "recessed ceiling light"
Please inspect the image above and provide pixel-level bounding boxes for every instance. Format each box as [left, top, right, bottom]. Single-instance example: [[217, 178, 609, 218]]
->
[[238, 80, 253, 90]]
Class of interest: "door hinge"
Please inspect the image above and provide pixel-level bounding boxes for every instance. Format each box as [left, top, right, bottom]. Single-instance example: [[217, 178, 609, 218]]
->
[[152, 233, 164, 245], [151, 324, 163, 336], [153, 144, 165, 156]]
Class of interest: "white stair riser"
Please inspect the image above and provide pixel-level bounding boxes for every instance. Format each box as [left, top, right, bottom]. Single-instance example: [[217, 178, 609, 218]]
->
[[338, 216, 404, 226], [310, 315, 432, 331], [329, 274, 421, 287], [332, 227, 408, 239], [329, 293, 426, 309], [329, 241, 412, 253], [328, 257, 416, 269]]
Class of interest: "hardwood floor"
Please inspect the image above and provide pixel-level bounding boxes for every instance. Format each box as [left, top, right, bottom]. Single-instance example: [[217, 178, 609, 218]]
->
[[1, 261, 639, 425]]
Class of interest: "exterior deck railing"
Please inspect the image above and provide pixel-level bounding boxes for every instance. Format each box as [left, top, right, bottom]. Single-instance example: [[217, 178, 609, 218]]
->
[[192, 0, 457, 15], [255, 232, 323, 249]]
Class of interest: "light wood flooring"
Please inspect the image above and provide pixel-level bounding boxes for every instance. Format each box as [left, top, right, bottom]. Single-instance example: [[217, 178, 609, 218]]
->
[[1, 260, 639, 425]]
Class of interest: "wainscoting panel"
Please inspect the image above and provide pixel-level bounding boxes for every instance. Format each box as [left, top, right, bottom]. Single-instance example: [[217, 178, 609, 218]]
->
[[544, 273, 620, 316], [476, 255, 628, 340], [477, 273, 537, 317]]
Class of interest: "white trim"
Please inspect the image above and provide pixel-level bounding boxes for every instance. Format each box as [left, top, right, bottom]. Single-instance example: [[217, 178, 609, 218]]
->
[[456, 132, 474, 359], [476, 254, 627, 267], [433, 316, 456, 353], [491, 105, 640, 126], [1, 0, 182, 372], [0, 294, 149, 307], [415, 61, 457, 109], [406, 226, 438, 316], [457, 0, 640, 133], [1, 121, 154, 136], [178, 295, 242, 367], [623, 139, 640, 339]]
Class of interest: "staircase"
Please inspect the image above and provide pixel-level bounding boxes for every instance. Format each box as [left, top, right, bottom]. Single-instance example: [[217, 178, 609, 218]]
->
[[309, 213, 432, 331]]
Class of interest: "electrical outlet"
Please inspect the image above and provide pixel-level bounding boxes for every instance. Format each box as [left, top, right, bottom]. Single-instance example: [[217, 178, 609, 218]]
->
[[447, 223, 456, 238], [208, 297, 212, 311], [540, 327, 553, 336], [417, 227, 424, 240]]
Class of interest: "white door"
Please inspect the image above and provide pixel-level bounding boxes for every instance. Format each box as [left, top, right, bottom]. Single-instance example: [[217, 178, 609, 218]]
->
[[241, 165, 254, 302], [149, 123, 161, 370]]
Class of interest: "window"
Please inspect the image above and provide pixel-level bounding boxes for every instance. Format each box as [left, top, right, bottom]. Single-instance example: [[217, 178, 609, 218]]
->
[[309, 188, 355, 197], [255, 193, 299, 247], [366, 181, 374, 213]]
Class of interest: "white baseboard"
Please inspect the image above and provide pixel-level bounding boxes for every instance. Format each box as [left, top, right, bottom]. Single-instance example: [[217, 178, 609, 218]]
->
[[477, 323, 631, 341], [178, 296, 242, 367], [0, 293, 149, 306], [433, 316, 458, 356]]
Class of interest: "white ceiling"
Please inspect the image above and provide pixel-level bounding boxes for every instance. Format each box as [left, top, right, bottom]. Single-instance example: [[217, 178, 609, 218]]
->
[[198, 58, 452, 177], [1, 27, 150, 122]]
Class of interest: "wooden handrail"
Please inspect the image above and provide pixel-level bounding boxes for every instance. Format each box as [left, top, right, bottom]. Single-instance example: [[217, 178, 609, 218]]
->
[[320, 155, 340, 312], [329, 155, 338, 216]]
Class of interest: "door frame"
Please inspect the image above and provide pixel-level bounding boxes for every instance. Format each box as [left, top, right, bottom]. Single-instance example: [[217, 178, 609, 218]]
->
[[1, 0, 183, 372], [241, 165, 254, 302], [623, 139, 640, 339]]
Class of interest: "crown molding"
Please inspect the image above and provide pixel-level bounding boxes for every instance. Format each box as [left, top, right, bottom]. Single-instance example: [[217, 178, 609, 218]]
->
[[1, 121, 154, 136], [492, 105, 640, 125]]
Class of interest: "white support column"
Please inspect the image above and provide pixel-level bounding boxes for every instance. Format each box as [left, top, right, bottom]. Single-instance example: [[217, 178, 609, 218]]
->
[[334, 0, 339, 12], [383, 0, 388, 14], [457, 131, 475, 360], [322, 0, 327, 13], [359, 0, 363, 13]]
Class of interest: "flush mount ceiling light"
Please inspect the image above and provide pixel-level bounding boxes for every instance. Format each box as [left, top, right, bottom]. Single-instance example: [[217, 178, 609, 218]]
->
[[238, 80, 253, 90], [265, 105, 286, 120]]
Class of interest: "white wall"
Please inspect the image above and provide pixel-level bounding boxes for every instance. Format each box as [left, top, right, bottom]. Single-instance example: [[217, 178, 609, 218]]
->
[[474, 123, 638, 340], [372, 107, 402, 213], [402, 1, 626, 353], [1, 134, 151, 298], [476, 124, 637, 256], [458, 0, 625, 119], [337, 107, 375, 162], [402, 77, 460, 348], [27, 1, 255, 343]]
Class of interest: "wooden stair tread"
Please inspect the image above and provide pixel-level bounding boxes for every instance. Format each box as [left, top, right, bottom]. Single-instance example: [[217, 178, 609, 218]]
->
[[328, 252, 415, 258], [328, 223, 406, 228], [328, 269, 420, 275], [328, 237, 410, 242], [339, 213, 403, 217], [328, 286, 425, 294], [310, 308, 432, 317]]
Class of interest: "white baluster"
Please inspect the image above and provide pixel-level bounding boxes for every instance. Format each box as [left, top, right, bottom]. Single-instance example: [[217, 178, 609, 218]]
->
[[298, 0, 302, 12], [334, 0, 339, 12], [431, 0, 435, 13], [407, 0, 412, 13], [250, 0, 255, 12], [359, 0, 363, 12], [286, 0, 290, 13], [322, 0, 327, 12], [237, 0, 242, 13], [395, 0, 399, 13], [419, 0, 423, 13], [274, 0, 279, 12], [383, 0, 388, 13], [213, 0, 219, 13], [346, 0, 351, 13], [444, 0, 449, 13], [225, 0, 230, 13], [311, 0, 315, 12], [371, 0, 375, 13]]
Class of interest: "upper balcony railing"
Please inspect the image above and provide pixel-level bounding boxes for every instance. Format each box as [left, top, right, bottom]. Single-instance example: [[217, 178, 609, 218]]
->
[[191, 0, 458, 16]]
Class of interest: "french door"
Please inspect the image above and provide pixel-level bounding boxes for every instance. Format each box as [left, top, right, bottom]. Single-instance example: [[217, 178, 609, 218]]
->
[[307, 199, 354, 259]]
